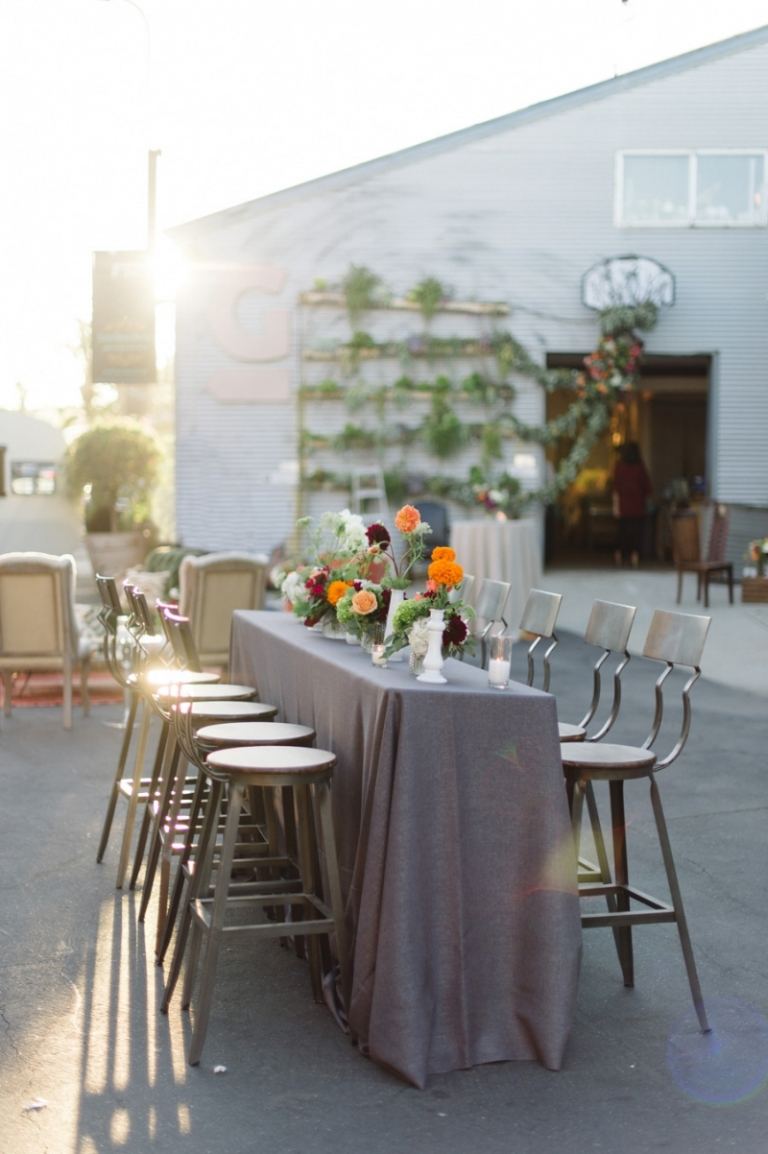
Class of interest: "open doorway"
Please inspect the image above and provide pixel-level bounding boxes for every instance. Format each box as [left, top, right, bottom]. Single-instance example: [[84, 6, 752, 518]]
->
[[544, 353, 711, 565]]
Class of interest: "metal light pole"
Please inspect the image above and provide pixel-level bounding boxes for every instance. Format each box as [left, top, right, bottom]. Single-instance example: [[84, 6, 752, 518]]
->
[[100, 0, 160, 251], [98, 0, 161, 410]]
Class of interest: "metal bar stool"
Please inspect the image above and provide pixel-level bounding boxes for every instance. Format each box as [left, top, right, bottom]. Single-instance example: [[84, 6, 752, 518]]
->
[[132, 604, 273, 901], [161, 744, 350, 1068], [557, 599, 637, 900], [136, 680, 260, 929], [93, 578, 222, 887], [156, 716, 315, 964], [561, 609, 712, 1033]]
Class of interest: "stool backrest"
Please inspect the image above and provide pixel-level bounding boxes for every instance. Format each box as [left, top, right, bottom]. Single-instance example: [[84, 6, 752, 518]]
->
[[640, 609, 711, 769], [519, 588, 563, 693], [643, 608, 710, 669], [161, 609, 202, 672], [581, 600, 637, 739], [474, 578, 511, 626]]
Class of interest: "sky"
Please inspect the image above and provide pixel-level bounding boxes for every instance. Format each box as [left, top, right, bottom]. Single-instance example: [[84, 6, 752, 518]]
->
[[1, 0, 767, 412]]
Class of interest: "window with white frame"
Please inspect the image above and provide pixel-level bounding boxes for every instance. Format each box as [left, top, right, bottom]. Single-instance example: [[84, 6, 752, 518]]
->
[[617, 151, 766, 226]]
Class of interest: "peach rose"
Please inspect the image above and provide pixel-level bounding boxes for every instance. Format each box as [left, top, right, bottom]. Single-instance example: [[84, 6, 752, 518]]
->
[[351, 589, 378, 615], [394, 505, 421, 534]]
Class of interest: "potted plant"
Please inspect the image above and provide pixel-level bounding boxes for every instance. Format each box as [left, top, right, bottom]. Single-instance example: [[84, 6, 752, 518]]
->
[[63, 421, 163, 579]]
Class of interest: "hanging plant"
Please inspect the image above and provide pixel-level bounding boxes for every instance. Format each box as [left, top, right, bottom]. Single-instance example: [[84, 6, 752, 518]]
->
[[422, 394, 465, 458], [599, 301, 658, 336], [341, 266, 384, 329], [480, 422, 503, 466], [333, 423, 378, 451], [407, 277, 450, 322]]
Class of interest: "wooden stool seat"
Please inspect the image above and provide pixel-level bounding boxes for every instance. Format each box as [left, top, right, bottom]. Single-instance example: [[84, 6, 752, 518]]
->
[[153, 681, 255, 704], [561, 740, 657, 778], [132, 667, 220, 690], [558, 721, 586, 741], [206, 743, 332, 782], [196, 721, 315, 748], [188, 700, 278, 723]]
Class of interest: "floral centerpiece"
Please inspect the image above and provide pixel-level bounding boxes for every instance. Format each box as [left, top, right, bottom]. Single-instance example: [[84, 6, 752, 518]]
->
[[471, 472, 523, 520], [384, 546, 474, 666], [746, 536, 768, 578], [282, 508, 373, 628], [334, 580, 391, 645], [363, 504, 432, 589]]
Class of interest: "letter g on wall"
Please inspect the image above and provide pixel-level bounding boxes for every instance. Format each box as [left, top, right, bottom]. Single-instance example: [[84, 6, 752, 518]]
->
[[205, 264, 291, 404]]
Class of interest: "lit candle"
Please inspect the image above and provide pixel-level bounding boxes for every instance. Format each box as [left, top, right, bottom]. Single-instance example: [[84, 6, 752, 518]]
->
[[488, 656, 510, 689], [371, 643, 388, 667]]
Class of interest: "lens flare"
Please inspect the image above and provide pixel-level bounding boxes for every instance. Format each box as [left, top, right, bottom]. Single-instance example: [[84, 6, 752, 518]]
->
[[667, 997, 768, 1105]]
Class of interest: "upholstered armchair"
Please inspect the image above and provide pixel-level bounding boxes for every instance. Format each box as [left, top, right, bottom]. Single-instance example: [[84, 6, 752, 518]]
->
[[178, 551, 269, 672], [0, 551, 95, 729]]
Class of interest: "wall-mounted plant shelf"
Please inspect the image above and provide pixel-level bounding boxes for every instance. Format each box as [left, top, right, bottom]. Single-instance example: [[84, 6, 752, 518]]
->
[[304, 337, 501, 362], [299, 290, 509, 317]]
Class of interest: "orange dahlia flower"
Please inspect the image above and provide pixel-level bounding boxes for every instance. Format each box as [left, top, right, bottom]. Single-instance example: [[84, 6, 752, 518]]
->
[[431, 546, 456, 563], [427, 559, 464, 587], [394, 505, 421, 534], [351, 589, 378, 615], [327, 579, 353, 606]]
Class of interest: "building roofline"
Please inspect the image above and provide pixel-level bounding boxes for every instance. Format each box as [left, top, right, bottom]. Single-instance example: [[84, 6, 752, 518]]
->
[[169, 22, 768, 237]]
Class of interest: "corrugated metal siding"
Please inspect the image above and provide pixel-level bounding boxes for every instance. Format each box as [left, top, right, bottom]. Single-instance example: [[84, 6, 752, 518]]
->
[[175, 36, 768, 556]]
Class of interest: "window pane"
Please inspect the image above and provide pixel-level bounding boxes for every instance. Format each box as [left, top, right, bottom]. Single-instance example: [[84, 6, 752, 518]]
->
[[622, 155, 689, 223], [697, 154, 764, 223], [10, 462, 57, 496]]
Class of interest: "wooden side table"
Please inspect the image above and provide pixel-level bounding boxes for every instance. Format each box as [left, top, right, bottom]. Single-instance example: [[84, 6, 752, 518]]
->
[[742, 577, 768, 603]]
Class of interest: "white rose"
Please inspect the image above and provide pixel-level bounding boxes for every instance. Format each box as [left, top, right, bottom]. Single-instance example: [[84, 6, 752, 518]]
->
[[408, 617, 430, 657], [281, 570, 303, 605]]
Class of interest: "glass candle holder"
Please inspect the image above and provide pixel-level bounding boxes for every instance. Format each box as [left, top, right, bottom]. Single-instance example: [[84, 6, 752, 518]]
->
[[487, 635, 512, 689], [371, 642, 388, 667]]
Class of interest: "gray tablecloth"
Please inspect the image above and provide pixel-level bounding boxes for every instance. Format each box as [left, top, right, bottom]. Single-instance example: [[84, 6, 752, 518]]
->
[[230, 610, 581, 1087]]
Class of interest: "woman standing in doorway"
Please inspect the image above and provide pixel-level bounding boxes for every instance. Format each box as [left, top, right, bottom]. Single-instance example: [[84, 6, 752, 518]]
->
[[611, 441, 652, 568]]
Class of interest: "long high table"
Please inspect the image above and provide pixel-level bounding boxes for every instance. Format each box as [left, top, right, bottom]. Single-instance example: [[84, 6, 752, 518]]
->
[[230, 610, 581, 1088]]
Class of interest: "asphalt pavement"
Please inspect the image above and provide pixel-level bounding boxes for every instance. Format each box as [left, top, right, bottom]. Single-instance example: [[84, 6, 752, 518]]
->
[[0, 565, 766, 1154]]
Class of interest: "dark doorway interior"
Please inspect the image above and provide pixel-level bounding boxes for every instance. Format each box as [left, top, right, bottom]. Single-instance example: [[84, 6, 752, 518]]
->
[[544, 353, 711, 565]]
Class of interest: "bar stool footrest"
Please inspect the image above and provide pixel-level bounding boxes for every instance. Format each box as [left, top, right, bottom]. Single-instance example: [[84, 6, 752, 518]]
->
[[580, 882, 676, 927]]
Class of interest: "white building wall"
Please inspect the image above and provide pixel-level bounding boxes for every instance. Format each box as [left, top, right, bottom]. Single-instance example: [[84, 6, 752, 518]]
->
[[174, 32, 768, 555], [0, 411, 83, 555]]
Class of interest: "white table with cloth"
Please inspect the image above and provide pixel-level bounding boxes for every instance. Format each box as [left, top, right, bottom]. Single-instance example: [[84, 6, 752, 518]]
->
[[230, 610, 581, 1088], [450, 517, 542, 629]]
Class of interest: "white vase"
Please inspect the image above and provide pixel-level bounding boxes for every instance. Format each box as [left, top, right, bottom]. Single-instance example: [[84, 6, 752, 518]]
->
[[384, 588, 405, 661], [417, 608, 447, 684]]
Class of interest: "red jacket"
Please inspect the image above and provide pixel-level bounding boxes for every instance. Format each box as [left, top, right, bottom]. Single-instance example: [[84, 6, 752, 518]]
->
[[612, 461, 652, 518]]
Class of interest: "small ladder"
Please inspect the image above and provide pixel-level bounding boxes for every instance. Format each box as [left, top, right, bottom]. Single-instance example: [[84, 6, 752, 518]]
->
[[350, 467, 389, 521]]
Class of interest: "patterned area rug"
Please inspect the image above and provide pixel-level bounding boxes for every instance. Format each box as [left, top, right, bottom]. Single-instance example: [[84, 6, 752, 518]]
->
[[6, 670, 124, 709]]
